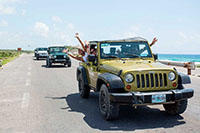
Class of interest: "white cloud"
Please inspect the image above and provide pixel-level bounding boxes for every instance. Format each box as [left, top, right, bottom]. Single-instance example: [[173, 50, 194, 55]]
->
[[178, 31, 187, 39], [130, 25, 140, 32], [34, 22, 49, 38], [21, 9, 26, 16], [0, 19, 8, 26], [52, 16, 63, 23], [0, 0, 25, 15], [0, 0, 24, 5], [0, 5, 16, 15], [124, 32, 138, 38], [67, 23, 75, 30], [0, 31, 34, 50]]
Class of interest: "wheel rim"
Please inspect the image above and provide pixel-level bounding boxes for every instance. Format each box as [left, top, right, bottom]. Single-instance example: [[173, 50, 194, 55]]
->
[[100, 91, 108, 113]]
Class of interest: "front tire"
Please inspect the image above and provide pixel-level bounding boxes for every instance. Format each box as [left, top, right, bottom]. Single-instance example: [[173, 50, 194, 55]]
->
[[99, 84, 119, 120], [49, 61, 52, 67], [78, 74, 90, 98], [163, 99, 188, 115], [68, 61, 71, 67], [46, 59, 49, 67], [46, 59, 51, 67]]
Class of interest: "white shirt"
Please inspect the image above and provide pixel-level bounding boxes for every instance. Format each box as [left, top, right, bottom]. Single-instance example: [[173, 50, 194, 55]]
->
[[82, 52, 88, 62]]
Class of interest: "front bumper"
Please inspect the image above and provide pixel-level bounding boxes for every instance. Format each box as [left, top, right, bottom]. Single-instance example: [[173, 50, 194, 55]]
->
[[39, 55, 48, 58], [37, 53, 48, 58], [110, 88, 194, 105], [50, 59, 70, 63]]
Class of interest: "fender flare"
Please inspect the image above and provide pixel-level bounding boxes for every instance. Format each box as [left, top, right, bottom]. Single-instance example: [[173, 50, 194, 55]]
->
[[77, 66, 89, 85], [178, 72, 191, 84], [97, 73, 124, 91]]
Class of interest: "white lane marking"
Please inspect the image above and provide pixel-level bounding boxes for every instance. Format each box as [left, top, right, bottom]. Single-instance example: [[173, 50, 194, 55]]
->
[[21, 93, 30, 108], [0, 98, 22, 103], [25, 79, 31, 86], [28, 67, 31, 70], [27, 72, 31, 76]]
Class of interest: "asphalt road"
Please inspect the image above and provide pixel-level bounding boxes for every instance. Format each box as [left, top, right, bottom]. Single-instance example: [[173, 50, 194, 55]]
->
[[0, 54, 200, 133]]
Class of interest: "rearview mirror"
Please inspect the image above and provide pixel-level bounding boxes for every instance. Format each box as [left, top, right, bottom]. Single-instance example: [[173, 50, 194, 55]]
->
[[153, 54, 158, 60]]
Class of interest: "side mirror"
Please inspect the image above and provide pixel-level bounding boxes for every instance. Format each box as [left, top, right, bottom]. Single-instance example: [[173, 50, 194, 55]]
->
[[88, 54, 96, 62], [153, 54, 158, 60], [47, 50, 49, 53]]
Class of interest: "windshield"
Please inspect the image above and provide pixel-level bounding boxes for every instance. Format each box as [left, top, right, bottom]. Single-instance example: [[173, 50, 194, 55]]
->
[[38, 48, 47, 51], [100, 42, 152, 59], [49, 47, 65, 53]]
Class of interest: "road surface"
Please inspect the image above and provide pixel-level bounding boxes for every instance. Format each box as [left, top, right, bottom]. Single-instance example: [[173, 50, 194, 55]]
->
[[0, 54, 200, 133]]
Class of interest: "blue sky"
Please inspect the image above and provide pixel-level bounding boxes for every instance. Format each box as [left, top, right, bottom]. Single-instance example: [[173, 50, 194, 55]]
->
[[0, 0, 200, 54]]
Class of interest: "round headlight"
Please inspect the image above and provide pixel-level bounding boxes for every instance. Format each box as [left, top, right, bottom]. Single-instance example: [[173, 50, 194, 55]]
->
[[168, 72, 176, 81], [125, 73, 134, 83], [54, 55, 56, 58]]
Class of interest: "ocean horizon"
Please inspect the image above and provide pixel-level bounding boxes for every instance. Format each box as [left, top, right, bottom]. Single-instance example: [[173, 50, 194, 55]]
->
[[158, 54, 200, 63]]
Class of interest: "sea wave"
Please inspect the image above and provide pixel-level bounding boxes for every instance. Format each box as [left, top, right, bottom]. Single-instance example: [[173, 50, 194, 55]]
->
[[158, 54, 200, 63]]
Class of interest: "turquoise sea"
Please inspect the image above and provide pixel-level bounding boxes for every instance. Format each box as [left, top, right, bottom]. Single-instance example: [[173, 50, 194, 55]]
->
[[158, 54, 200, 63]]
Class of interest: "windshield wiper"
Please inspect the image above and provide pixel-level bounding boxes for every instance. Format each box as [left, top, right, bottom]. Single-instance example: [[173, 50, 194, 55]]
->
[[124, 53, 145, 59]]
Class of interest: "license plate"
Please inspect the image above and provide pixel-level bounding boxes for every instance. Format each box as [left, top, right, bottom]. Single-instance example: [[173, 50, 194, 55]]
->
[[152, 94, 166, 103], [55, 59, 65, 61]]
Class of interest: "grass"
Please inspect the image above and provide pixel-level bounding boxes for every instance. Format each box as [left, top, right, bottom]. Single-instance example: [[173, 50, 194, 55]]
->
[[0, 49, 32, 66], [66, 46, 78, 51]]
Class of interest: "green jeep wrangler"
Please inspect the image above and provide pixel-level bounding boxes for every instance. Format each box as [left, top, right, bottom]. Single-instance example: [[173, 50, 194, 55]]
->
[[46, 45, 71, 67], [76, 37, 194, 120]]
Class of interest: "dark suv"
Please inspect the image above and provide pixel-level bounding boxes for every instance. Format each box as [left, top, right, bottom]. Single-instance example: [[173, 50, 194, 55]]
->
[[46, 45, 71, 67]]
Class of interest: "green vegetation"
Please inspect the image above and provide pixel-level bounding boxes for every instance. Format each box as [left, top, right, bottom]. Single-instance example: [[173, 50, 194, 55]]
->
[[65, 46, 77, 51], [0, 50, 21, 66], [196, 64, 200, 68], [0, 50, 32, 66]]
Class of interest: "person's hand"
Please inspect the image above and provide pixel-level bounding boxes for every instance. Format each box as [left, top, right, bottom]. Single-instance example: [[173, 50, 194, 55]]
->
[[84, 40, 89, 49], [150, 37, 158, 46], [84, 40, 89, 45], [63, 49, 68, 53], [75, 33, 79, 38]]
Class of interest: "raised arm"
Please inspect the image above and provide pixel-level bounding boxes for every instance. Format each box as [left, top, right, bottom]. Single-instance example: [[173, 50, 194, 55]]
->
[[75, 33, 87, 52], [137, 37, 158, 55], [150, 37, 158, 46], [68, 52, 84, 62]]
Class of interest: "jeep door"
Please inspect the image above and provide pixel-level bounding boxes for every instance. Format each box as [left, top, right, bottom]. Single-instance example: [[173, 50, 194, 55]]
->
[[87, 62, 98, 88], [87, 44, 99, 88]]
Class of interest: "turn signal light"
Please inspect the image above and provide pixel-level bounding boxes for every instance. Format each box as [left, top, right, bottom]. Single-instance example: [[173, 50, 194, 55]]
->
[[107, 83, 110, 87], [126, 85, 131, 90], [172, 82, 177, 87]]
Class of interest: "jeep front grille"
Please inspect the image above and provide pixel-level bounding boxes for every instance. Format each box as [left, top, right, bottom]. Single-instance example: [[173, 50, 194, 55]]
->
[[136, 73, 167, 89], [56, 55, 64, 59]]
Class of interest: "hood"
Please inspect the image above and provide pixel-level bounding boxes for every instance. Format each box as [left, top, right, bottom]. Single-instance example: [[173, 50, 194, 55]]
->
[[38, 51, 47, 54], [100, 60, 174, 73]]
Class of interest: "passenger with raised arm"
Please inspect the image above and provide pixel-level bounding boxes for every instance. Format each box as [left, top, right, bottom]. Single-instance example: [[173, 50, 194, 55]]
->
[[64, 33, 89, 62]]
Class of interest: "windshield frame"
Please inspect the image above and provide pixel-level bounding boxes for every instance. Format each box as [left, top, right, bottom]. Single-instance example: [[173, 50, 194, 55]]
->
[[37, 48, 47, 51], [48, 47, 66, 53], [99, 41, 153, 60]]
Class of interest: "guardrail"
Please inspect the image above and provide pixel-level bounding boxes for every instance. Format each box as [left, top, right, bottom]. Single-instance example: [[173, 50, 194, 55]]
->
[[158, 60, 195, 75]]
